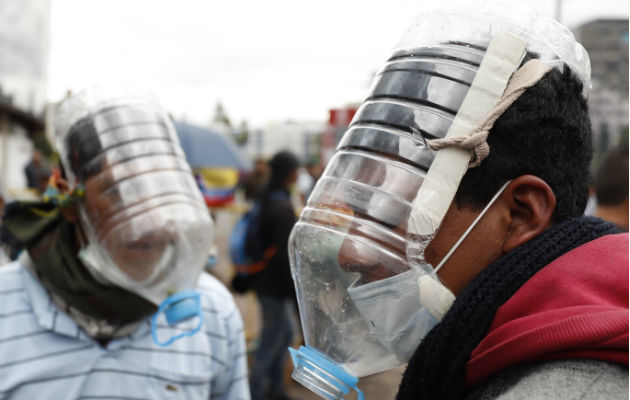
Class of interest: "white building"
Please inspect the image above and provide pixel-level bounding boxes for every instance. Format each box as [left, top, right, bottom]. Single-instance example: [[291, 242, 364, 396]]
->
[[0, 0, 50, 114], [0, 0, 50, 198], [244, 119, 325, 162], [588, 84, 629, 149]]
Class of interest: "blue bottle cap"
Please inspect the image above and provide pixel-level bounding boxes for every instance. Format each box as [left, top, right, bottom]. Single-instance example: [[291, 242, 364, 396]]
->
[[288, 345, 364, 400]]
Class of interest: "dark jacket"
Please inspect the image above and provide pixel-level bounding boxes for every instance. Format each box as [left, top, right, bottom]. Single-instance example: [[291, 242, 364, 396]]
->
[[252, 186, 296, 298]]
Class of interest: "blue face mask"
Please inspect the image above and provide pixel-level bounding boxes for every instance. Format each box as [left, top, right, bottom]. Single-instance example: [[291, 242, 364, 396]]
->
[[151, 290, 204, 347]]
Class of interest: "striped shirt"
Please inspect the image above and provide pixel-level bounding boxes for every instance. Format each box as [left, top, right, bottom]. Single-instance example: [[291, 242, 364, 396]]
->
[[0, 260, 250, 400]]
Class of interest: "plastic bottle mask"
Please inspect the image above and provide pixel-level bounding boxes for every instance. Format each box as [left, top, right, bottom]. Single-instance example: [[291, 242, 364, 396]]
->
[[54, 91, 214, 345], [286, 3, 590, 400]]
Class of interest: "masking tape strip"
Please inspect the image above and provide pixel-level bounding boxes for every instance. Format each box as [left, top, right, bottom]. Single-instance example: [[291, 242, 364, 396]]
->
[[427, 59, 553, 168], [408, 33, 527, 237]]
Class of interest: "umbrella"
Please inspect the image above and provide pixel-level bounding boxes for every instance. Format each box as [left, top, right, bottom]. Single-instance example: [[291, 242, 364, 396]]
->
[[174, 121, 252, 170]]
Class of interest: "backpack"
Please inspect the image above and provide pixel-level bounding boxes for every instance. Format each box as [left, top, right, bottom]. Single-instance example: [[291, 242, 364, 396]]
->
[[229, 191, 286, 275]]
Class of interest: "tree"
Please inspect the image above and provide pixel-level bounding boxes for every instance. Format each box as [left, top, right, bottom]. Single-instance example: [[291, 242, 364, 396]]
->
[[234, 120, 249, 146], [212, 102, 232, 128]]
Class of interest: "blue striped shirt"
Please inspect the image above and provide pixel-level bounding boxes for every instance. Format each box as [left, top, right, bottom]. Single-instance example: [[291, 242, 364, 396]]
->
[[0, 260, 250, 400]]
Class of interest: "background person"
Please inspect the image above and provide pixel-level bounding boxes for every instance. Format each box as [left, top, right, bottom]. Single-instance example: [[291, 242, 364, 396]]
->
[[593, 144, 628, 231], [243, 157, 270, 202], [24, 150, 52, 194], [248, 150, 299, 400], [296, 159, 322, 206]]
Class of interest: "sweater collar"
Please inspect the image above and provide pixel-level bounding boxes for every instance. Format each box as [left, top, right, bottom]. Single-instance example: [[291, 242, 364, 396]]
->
[[396, 216, 620, 400], [467, 232, 628, 386]]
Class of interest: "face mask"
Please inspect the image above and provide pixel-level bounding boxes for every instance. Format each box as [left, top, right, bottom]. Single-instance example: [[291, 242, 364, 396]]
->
[[345, 176, 512, 362], [347, 269, 442, 361]]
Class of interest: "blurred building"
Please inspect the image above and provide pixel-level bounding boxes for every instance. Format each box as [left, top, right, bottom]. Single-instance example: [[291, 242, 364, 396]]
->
[[574, 19, 629, 160], [0, 0, 51, 197], [243, 120, 325, 163], [321, 105, 357, 165], [0, 0, 50, 113], [0, 89, 45, 197]]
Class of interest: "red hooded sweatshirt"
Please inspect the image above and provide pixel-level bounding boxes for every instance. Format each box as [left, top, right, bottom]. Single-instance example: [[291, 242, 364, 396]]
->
[[466, 233, 629, 387]]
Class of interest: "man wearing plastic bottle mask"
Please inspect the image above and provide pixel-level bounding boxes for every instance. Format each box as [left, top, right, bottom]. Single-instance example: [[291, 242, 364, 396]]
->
[[287, 4, 628, 400], [393, 61, 629, 398], [0, 89, 250, 399]]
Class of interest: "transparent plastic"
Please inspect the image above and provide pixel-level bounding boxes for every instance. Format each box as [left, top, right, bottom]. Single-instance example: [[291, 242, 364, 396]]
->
[[292, 364, 347, 400], [289, 3, 591, 396], [55, 88, 213, 305], [396, 0, 591, 96], [289, 15, 478, 385], [289, 346, 365, 400]]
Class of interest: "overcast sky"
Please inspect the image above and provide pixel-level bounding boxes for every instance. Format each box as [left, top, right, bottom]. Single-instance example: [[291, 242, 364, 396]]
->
[[47, 0, 628, 128]]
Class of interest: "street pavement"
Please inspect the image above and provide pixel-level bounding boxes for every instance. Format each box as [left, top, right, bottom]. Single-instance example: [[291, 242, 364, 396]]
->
[[287, 366, 405, 399]]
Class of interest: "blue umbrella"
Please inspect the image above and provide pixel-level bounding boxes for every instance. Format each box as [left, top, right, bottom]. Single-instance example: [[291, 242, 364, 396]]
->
[[174, 121, 252, 170]]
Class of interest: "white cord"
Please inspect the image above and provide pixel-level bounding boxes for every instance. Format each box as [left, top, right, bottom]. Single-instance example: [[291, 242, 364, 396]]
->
[[434, 180, 512, 274]]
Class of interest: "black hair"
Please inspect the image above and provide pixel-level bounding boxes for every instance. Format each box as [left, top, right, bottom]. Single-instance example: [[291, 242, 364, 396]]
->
[[455, 65, 593, 222], [66, 115, 105, 180], [267, 150, 299, 189], [594, 145, 629, 206]]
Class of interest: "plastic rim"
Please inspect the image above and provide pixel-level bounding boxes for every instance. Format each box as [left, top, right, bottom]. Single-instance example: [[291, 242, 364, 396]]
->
[[289, 346, 364, 400]]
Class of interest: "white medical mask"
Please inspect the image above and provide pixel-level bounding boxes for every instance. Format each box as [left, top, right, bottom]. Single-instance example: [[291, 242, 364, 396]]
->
[[347, 269, 440, 361]]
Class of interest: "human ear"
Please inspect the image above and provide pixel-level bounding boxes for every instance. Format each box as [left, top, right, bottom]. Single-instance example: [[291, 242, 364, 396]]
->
[[501, 175, 556, 253]]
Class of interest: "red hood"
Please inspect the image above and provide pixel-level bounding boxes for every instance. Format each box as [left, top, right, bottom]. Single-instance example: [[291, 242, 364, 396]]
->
[[466, 233, 629, 387]]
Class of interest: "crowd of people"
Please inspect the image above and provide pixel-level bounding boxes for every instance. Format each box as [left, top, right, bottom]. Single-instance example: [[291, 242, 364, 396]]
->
[[0, 3, 627, 400]]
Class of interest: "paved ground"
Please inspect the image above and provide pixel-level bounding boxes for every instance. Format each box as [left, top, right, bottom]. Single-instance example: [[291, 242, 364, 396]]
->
[[286, 366, 405, 400]]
